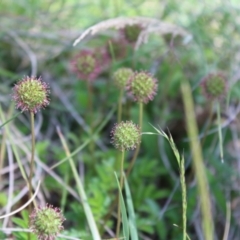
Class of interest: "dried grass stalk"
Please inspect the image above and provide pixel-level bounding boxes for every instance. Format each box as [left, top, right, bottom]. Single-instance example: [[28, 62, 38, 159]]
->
[[73, 16, 192, 50]]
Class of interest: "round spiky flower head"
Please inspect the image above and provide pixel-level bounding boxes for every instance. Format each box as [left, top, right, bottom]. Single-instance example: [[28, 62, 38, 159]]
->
[[30, 204, 65, 240], [201, 73, 227, 100], [121, 24, 143, 44], [71, 49, 102, 81], [127, 71, 158, 104], [111, 121, 141, 151], [12, 76, 50, 113], [113, 68, 134, 89]]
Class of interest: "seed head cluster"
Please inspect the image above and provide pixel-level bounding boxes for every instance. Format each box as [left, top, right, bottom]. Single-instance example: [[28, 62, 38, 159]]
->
[[127, 71, 158, 104], [12, 76, 50, 113], [71, 49, 102, 81], [30, 204, 65, 240], [113, 68, 133, 89], [201, 73, 227, 100], [111, 121, 141, 151]]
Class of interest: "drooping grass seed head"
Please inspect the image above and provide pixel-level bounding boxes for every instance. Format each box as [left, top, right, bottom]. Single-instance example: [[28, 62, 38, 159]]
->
[[30, 204, 65, 240], [127, 71, 158, 104], [121, 24, 143, 44], [113, 68, 134, 89], [201, 73, 227, 100], [111, 121, 141, 151], [12, 76, 50, 114], [71, 50, 102, 81]]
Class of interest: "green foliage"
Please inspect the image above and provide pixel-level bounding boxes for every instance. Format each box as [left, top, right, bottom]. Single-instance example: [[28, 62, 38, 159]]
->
[[12, 210, 37, 240], [0, 192, 8, 207], [1, 0, 240, 239], [115, 173, 129, 240], [124, 174, 139, 240], [87, 157, 115, 220]]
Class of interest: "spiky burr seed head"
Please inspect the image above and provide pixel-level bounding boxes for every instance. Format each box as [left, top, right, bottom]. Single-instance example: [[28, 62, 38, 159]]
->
[[30, 204, 65, 240], [201, 73, 227, 100], [113, 68, 134, 89], [111, 121, 141, 151], [71, 49, 102, 81], [127, 71, 158, 104], [12, 76, 50, 114]]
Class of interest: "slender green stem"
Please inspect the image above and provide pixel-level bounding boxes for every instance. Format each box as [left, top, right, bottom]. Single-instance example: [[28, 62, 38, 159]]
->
[[29, 112, 35, 197], [126, 102, 143, 176], [102, 104, 143, 226], [115, 89, 124, 174], [57, 127, 101, 240], [87, 80, 93, 125], [181, 79, 214, 240], [60, 162, 70, 211], [180, 157, 187, 240], [28, 111, 35, 240], [216, 101, 224, 163], [150, 126, 188, 239], [117, 89, 123, 123], [87, 80, 95, 156], [201, 102, 214, 147], [139, 102, 143, 130], [108, 40, 116, 66], [116, 150, 125, 238], [222, 201, 231, 240]]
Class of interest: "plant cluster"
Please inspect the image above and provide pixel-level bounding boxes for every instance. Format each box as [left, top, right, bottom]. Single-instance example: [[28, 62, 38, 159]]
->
[[1, 2, 240, 240]]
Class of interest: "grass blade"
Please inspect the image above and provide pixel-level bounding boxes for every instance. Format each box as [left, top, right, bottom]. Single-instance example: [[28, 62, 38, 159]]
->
[[149, 125, 187, 240], [0, 112, 21, 129], [124, 175, 138, 240], [57, 127, 101, 240], [181, 79, 214, 240], [114, 172, 129, 240]]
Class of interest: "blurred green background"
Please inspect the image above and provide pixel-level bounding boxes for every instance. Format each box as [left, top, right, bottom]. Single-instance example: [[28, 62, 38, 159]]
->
[[1, 0, 240, 239]]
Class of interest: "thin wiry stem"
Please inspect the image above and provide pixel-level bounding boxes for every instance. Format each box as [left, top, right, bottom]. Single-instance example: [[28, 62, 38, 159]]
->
[[149, 126, 188, 240], [222, 201, 231, 240], [29, 112, 35, 199], [180, 156, 187, 240], [116, 150, 125, 238], [200, 102, 214, 147], [117, 89, 123, 123], [28, 111, 35, 240], [116, 89, 124, 173], [216, 101, 224, 163], [126, 102, 143, 176], [104, 103, 143, 230], [87, 80, 95, 157]]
